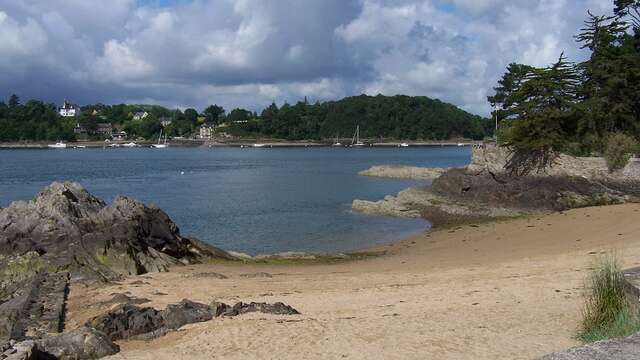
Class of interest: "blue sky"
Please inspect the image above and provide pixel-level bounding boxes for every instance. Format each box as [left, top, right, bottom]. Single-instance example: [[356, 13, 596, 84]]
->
[[0, 0, 614, 115]]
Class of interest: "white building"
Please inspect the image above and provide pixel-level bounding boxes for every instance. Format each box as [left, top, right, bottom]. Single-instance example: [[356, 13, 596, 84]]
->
[[132, 111, 149, 121], [199, 124, 214, 139], [59, 100, 81, 117]]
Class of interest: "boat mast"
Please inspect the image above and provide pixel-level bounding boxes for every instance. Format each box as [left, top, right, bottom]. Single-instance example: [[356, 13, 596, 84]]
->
[[351, 125, 358, 145]]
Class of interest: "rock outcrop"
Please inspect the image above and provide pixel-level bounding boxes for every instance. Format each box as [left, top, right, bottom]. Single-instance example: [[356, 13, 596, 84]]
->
[[468, 145, 640, 181], [0, 182, 241, 358], [0, 182, 234, 284], [359, 166, 448, 181], [353, 148, 640, 226], [86, 299, 300, 342], [86, 300, 210, 341]]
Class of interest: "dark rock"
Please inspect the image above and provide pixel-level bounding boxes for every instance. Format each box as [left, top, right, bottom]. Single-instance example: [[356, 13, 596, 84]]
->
[[35, 327, 119, 360], [86, 304, 164, 341], [87, 300, 212, 341], [0, 270, 69, 342], [536, 333, 640, 359], [0, 182, 236, 285], [212, 302, 300, 317], [162, 300, 212, 330], [432, 168, 629, 213]]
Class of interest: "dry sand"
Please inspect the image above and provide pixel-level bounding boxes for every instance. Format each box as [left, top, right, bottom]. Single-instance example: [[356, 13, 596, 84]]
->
[[66, 203, 640, 360]]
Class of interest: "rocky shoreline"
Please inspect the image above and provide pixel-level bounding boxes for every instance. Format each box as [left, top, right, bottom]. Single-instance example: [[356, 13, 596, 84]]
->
[[0, 183, 300, 359], [352, 146, 640, 227]]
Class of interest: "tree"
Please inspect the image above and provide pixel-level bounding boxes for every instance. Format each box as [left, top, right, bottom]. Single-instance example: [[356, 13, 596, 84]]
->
[[8, 94, 20, 108], [488, 63, 537, 126], [575, 10, 639, 141], [227, 108, 252, 123], [501, 54, 581, 175], [203, 104, 225, 125], [615, 0, 640, 27], [184, 108, 198, 125]]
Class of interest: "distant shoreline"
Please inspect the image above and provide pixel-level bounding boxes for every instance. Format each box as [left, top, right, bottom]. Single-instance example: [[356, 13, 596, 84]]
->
[[0, 139, 481, 149]]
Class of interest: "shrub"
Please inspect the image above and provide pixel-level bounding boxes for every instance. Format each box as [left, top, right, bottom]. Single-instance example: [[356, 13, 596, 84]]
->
[[577, 255, 640, 342], [604, 133, 637, 172]]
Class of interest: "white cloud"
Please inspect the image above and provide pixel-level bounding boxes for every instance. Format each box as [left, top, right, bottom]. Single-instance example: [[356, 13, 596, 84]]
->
[[95, 39, 154, 81], [0, 0, 619, 115], [0, 11, 47, 60]]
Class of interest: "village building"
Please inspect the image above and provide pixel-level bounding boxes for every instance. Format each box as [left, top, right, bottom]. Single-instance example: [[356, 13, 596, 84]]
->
[[199, 124, 214, 139], [96, 123, 113, 137], [59, 100, 81, 117], [73, 123, 87, 135], [132, 111, 149, 121], [112, 131, 127, 141]]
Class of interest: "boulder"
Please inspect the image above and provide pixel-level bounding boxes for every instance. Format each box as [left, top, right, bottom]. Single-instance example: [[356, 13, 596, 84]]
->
[[87, 300, 212, 341], [162, 300, 212, 330], [86, 304, 164, 341], [35, 327, 119, 360]]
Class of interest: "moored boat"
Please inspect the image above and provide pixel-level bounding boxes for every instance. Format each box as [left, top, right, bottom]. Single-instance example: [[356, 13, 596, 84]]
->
[[151, 130, 169, 148], [47, 142, 67, 149], [351, 125, 365, 147]]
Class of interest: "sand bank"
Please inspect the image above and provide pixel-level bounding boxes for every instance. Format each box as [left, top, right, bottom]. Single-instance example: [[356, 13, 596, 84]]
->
[[66, 203, 640, 360]]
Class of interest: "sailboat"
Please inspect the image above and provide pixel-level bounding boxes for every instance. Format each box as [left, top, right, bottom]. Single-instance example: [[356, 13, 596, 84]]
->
[[332, 133, 342, 147], [351, 125, 365, 147], [151, 130, 168, 148]]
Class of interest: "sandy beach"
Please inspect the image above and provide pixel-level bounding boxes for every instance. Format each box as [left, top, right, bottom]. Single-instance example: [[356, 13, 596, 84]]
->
[[65, 203, 640, 360]]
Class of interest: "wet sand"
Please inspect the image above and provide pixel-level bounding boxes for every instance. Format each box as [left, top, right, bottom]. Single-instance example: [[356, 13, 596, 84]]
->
[[66, 203, 640, 360]]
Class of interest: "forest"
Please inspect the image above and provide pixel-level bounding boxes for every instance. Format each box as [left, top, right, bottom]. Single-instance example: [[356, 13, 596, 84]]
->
[[0, 94, 491, 142], [227, 95, 491, 141]]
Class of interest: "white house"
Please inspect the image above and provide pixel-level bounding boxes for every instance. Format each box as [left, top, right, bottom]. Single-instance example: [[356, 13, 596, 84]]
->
[[59, 100, 81, 117], [199, 124, 214, 139], [132, 111, 149, 121]]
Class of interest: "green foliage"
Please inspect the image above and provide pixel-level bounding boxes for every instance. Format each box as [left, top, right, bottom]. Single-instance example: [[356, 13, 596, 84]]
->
[[0, 95, 76, 141], [204, 104, 225, 125], [614, 0, 640, 27], [489, 0, 640, 175], [578, 254, 640, 342], [604, 132, 637, 171], [500, 55, 581, 175], [228, 95, 491, 141], [2, 95, 491, 143]]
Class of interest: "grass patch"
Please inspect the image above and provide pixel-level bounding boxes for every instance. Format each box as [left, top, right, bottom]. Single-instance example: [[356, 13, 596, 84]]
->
[[577, 254, 640, 342], [578, 309, 640, 343], [204, 251, 386, 266]]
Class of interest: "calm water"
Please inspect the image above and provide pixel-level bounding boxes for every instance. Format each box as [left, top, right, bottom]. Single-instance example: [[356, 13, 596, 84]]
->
[[0, 146, 471, 255]]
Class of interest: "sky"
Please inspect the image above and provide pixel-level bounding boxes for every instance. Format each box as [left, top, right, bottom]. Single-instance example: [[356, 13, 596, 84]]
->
[[0, 0, 614, 116]]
